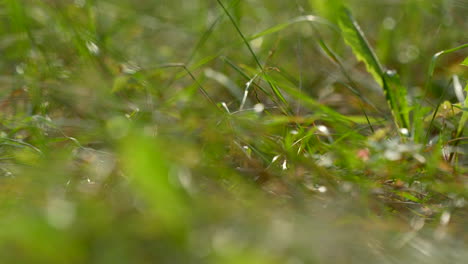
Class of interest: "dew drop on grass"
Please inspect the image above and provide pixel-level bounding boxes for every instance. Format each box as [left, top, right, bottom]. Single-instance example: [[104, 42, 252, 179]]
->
[[86, 41, 100, 55], [221, 102, 230, 113], [254, 103, 264, 113], [318, 186, 327, 193], [399, 128, 409, 136], [271, 155, 280, 163], [317, 125, 329, 135]]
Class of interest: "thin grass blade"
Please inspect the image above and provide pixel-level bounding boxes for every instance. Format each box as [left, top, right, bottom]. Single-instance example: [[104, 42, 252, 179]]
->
[[462, 56, 468, 67], [456, 83, 468, 138], [336, 7, 410, 131], [415, 43, 468, 142], [337, 7, 384, 85], [216, 0, 289, 112]]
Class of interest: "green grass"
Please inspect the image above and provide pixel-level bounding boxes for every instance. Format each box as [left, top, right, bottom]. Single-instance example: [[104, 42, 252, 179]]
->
[[0, 0, 467, 263]]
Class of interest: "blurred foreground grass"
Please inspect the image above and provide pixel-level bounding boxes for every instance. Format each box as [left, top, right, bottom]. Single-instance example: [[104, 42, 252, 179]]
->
[[0, 0, 467, 263]]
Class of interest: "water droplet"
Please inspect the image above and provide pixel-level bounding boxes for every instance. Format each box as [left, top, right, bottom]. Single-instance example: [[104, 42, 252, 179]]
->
[[399, 128, 409, 136], [86, 41, 100, 55], [317, 125, 329, 135], [271, 155, 280, 163], [318, 186, 327, 193], [221, 102, 230, 113], [253, 103, 264, 113]]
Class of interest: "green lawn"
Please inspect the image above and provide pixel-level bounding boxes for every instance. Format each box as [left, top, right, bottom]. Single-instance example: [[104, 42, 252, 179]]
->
[[0, 0, 467, 263]]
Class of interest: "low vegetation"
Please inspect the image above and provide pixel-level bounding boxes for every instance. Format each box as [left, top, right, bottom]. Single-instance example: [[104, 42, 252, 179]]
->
[[0, 0, 467, 263]]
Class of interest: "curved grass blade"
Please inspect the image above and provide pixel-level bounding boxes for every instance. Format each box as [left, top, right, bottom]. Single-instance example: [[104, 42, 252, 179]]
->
[[185, 0, 241, 65], [449, 81, 468, 162], [424, 43, 468, 99], [336, 7, 410, 131], [166, 0, 240, 91], [221, 56, 269, 94], [382, 71, 410, 130], [216, 0, 289, 113], [337, 7, 384, 85], [204, 68, 245, 103], [175, 14, 333, 83], [277, 81, 354, 125], [315, 35, 377, 132], [152, 63, 217, 107], [247, 15, 335, 41], [462, 56, 468, 67], [456, 83, 468, 138], [415, 43, 468, 142], [308, 0, 344, 24]]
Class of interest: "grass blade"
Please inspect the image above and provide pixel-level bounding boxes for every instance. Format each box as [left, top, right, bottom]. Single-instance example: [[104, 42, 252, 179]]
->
[[216, 0, 289, 113], [456, 83, 468, 138], [337, 7, 384, 85], [414, 43, 468, 142], [424, 43, 468, 97], [336, 7, 410, 131], [462, 56, 468, 67], [314, 35, 377, 132], [247, 15, 334, 41], [383, 71, 411, 130]]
